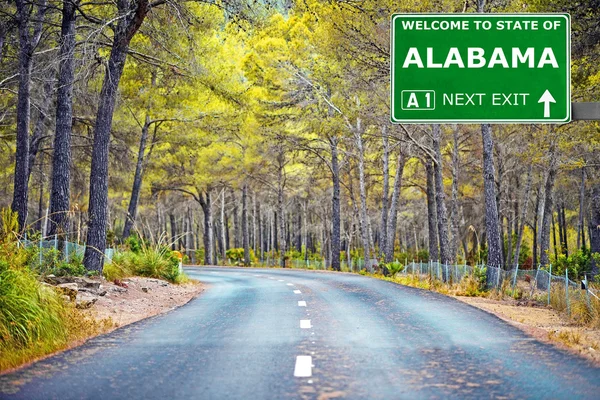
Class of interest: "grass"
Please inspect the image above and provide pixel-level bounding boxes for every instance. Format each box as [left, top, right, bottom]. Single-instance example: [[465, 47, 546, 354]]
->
[[0, 209, 111, 372], [104, 244, 187, 284]]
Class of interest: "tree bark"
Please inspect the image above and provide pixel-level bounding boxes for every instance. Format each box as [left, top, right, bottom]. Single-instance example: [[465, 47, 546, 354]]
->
[[432, 124, 452, 273], [28, 80, 53, 182], [540, 145, 558, 267], [330, 137, 341, 271], [48, 0, 77, 238], [481, 123, 503, 275], [513, 164, 533, 267], [242, 183, 250, 266], [449, 126, 460, 262], [219, 189, 226, 258], [277, 150, 286, 267], [84, 0, 151, 272], [12, 0, 47, 230], [380, 127, 389, 259], [355, 121, 370, 270], [170, 213, 176, 250], [425, 160, 439, 261], [589, 179, 600, 277], [122, 116, 151, 239], [198, 190, 213, 265], [385, 150, 406, 262], [578, 168, 586, 250]]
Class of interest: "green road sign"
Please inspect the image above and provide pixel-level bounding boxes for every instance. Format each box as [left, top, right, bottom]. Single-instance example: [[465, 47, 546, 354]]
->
[[390, 14, 571, 123]]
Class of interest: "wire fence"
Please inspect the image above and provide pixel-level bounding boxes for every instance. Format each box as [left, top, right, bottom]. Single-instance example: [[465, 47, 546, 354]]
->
[[20, 236, 115, 265], [251, 256, 598, 319], [401, 260, 599, 318]]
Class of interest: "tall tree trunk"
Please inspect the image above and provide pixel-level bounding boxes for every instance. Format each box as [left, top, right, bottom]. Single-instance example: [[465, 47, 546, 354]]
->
[[48, 0, 77, 238], [532, 186, 540, 267], [380, 127, 389, 259], [506, 186, 513, 267], [242, 183, 250, 266], [12, 0, 47, 230], [252, 192, 257, 254], [385, 150, 407, 262], [257, 204, 263, 261], [277, 150, 286, 267], [540, 145, 558, 267], [589, 178, 600, 277], [28, 80, 53, 182], [560, 202, 569, 256], [169, 213, 176, 250], [449, 126, 460, 262], [84, 0, 150, 272], [425, 160, 439, 261], [578, 168, 586, 250], [219, 189, 226, 258], [122, 116, 150, 239], [552, 213, 559, 261], [199, 190, 213, 265], [477, 0, 502, 277], [513, 165, 533, 266], [331, 137, 341, 271], [481, 123, 504, 274], [36, 160, 45, 232], [432, 125, 452, 273], [355, 122, 370, 270]]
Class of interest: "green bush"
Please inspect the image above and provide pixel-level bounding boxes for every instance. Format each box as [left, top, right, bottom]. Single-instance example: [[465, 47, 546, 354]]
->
[[553, 248, 594, 280], [33, 247, 86, 277], [105, 246, 184, 283], [0, 209, 108, 371], [386, 261, 404, 276], [124, 234, 143, 254]]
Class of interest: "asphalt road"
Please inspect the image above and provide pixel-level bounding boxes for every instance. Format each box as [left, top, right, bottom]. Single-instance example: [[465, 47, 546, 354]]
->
[[1, 267, 599, 399]]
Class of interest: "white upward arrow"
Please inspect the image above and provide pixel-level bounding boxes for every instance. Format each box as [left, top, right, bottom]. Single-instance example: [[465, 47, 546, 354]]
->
[[538, 90, 556, 118]]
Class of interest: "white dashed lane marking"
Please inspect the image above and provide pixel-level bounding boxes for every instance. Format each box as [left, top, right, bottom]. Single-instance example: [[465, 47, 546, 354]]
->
[[293, 290, 302, 294], [298, 301, 307, 307], [294, 356, 312, 377], [286, 283, 294, 286], [300, 320, 312, 329]]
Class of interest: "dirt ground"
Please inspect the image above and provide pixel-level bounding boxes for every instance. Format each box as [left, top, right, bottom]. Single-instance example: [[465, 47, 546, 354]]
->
[[90, 277, 204, 330], [456, 296, 600, 365]]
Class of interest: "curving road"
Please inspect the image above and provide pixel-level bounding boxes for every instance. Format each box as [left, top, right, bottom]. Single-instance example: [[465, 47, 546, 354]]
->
[[1, 267, 599, 399]]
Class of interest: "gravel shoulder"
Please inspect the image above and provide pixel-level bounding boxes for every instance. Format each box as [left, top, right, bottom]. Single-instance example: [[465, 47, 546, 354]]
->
[[455, 296, 600, 365], [91, 277, 204, 330]]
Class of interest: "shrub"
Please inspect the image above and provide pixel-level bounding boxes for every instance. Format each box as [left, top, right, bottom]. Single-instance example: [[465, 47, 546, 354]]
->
[[386, 261, 404, 277], [104, 246, 184, 283], [0, 209, 108, 371]]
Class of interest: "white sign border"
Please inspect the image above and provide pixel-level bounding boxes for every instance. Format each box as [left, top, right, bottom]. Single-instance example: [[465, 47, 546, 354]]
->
[[390, 13, 571, 124]]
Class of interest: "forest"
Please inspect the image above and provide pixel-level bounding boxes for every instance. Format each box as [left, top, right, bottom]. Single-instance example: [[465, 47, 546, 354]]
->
[[0, 0, 599, 280]]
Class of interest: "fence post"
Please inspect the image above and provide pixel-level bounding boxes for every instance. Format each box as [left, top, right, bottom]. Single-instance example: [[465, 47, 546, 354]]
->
[[39, 235, 43, 266], [512, 264, 519, 297], [496, 265, 500, 289], [65, 234, 69, 262], [584, 275, 592, 311], [547, 264, 552, 306], [531, 266, 540, 297], [565, 268, 570, 317]]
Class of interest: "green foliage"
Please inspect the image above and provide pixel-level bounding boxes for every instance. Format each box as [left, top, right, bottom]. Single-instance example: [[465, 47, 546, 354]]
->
[[385, 261, 404, 277], [105, 246, 184, 283], [33, 248, 86, 277], [124, 234, 143, 254], [553, 248, 594, 279], [0, 210, 108, 370], [226, 247, 257, 266], [394, 250, 429, 263]]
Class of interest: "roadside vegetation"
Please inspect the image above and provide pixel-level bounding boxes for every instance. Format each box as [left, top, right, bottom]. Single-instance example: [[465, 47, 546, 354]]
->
[[0, 211, 188, 372]]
